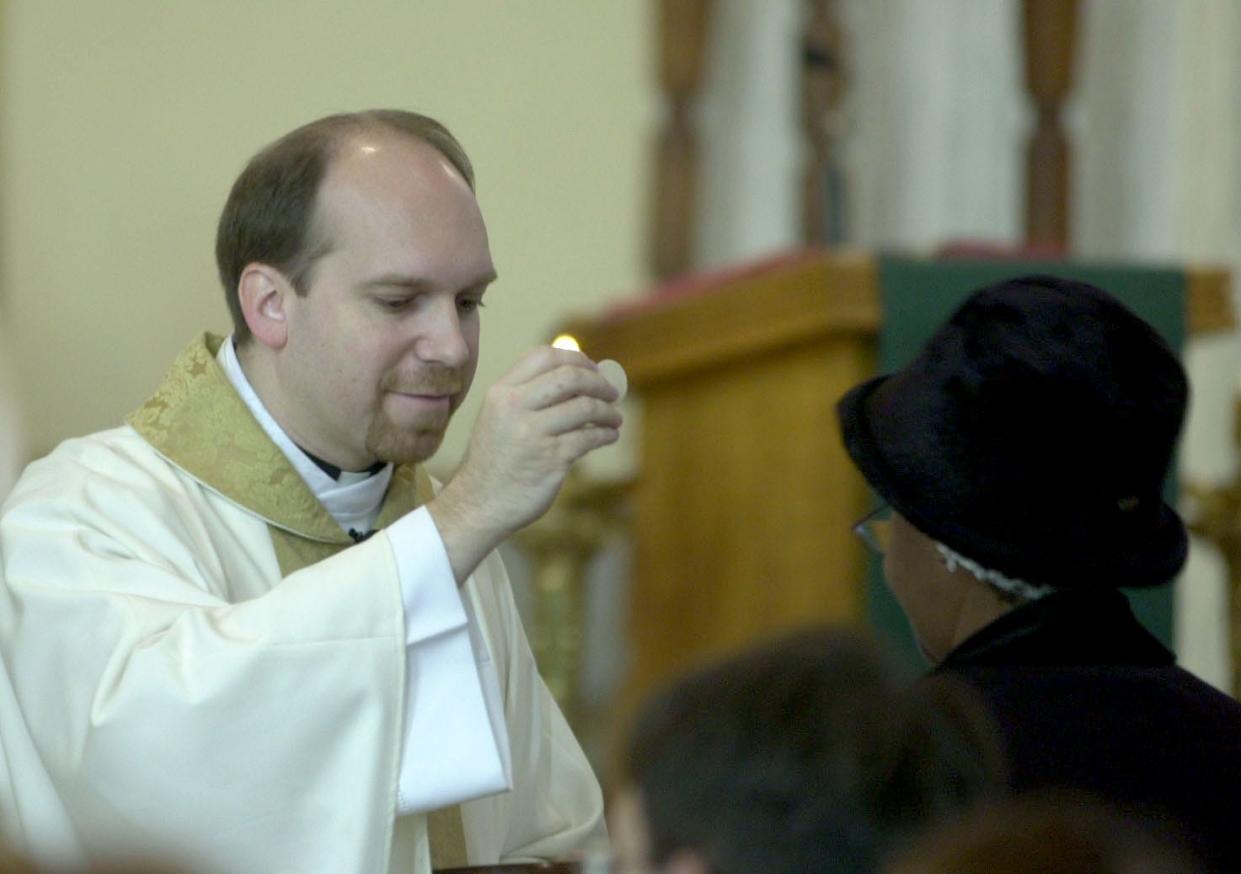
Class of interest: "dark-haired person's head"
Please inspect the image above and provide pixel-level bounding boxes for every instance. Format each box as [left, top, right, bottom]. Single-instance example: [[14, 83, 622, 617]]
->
[[836, 276, 1187, 660], [611, 626, 1000, 874]]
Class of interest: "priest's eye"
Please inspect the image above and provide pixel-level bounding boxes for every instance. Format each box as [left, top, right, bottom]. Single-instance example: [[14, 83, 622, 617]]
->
[[458, 297, 486, 314], [376, 297, 411, 312]]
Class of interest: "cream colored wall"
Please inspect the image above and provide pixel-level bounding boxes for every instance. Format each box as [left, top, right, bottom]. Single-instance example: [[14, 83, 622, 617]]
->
[[0, 1, 652, 475]]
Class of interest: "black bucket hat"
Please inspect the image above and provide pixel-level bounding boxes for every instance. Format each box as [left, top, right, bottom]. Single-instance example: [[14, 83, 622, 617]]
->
[[836, 275, 1188, 589]]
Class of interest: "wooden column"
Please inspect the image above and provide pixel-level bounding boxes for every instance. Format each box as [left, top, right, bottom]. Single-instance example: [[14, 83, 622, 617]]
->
[[651, 0, 714, 279], [801, 0, 848, 244], [560, 252, 881, 732], [1022, 0, 1079, 250]]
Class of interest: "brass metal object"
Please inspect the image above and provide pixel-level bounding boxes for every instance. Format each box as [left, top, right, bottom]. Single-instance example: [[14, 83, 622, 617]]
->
[[516, 470, 632, 726], [1185, 396, 1241, 698]]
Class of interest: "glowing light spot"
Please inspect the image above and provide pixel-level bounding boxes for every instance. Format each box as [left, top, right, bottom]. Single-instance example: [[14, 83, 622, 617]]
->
[[552, 334, 581, 352]]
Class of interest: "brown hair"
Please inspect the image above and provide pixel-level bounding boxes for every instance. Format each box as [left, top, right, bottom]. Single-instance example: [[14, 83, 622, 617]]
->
[[214, 110, 475, 345], [621, 626, 1003, 874]]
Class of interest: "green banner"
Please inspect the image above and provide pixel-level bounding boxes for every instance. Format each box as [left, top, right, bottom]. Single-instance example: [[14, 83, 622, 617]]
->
[[869, 256, 1185, 667]]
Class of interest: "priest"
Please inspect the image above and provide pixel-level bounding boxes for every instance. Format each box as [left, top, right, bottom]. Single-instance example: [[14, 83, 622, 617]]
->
[[0, 110, 619, 873]]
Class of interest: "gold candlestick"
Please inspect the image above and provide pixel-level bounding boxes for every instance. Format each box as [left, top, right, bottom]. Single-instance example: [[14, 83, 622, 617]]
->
[[1184, 395, 1241, 698], [515, 470, 632, 727]]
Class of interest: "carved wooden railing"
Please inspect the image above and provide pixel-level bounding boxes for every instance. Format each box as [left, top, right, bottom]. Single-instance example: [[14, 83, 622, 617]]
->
[[801, 0, 848, 244], [1022, 0, 1079, 249], [651, 0, 714, 278]]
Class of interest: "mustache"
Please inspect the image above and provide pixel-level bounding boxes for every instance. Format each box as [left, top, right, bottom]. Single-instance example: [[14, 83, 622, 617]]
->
[[379, 366, 466, 396]]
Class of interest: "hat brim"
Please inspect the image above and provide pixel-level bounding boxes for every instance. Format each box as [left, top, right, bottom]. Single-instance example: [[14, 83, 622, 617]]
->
[[837, 375, 1187, 588]]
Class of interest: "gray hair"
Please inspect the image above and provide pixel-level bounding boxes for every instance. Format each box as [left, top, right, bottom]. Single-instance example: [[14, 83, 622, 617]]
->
[[935, 542, 1055, 603]]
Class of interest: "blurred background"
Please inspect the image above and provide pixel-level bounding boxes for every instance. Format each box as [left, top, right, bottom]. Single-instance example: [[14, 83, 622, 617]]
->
[[2, 0, 1240, 774]]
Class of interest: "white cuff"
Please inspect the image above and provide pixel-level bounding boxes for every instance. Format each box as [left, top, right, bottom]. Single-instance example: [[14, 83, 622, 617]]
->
[[387, 509, 468, 646], [386, 509, 512, 814]]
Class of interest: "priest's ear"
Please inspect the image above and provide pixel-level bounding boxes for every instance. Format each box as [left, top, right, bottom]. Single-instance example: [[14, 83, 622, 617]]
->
[[237, 263, 292, 350]]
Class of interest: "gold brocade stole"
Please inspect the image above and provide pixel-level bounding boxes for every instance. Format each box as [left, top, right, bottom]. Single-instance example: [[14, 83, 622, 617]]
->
[[127, 333, 469, 869]]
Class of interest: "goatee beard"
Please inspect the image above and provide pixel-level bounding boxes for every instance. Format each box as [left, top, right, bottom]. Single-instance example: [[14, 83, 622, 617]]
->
[[364, 412, 447, 466], [368, 364, 466, 464]]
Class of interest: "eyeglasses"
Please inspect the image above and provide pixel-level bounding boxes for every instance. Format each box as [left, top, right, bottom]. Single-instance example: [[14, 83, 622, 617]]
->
[[852, 504, 892, 557]]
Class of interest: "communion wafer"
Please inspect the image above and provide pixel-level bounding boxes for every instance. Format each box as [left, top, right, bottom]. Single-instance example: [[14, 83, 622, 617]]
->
[[597, 359, 628, 401]]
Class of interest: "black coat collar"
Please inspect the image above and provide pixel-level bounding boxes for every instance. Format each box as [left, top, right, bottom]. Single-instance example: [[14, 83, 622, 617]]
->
[[937, 589, 1174, 670]]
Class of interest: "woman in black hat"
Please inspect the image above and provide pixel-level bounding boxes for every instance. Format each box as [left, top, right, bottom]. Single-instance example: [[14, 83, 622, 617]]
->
[[837, 275, 1241, 873]]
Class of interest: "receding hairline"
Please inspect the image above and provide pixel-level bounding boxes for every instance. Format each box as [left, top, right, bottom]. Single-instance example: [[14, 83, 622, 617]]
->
[[333, 111, 474, 188], [290, 119, 479, 291], [318, 125, 477, 202]]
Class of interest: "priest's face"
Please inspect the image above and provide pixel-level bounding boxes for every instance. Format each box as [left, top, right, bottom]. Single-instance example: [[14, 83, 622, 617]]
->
[[272, 132, 495, 470]]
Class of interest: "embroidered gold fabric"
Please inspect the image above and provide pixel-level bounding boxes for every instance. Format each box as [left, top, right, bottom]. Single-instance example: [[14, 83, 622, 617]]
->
[[126, 333, 437, 543], [126, 333, 467, 867], [427, 806, 469, 870]]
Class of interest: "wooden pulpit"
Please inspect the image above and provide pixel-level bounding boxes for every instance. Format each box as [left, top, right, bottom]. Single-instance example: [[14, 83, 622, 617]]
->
[[557, 248, 1232, 719]]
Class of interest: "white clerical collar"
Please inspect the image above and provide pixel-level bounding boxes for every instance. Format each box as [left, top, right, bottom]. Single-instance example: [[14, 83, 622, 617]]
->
[[216, 335, 392, 533]]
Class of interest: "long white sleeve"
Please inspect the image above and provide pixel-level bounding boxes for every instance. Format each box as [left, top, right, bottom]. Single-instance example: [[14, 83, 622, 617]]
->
[[386, 508, 511, 813]]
